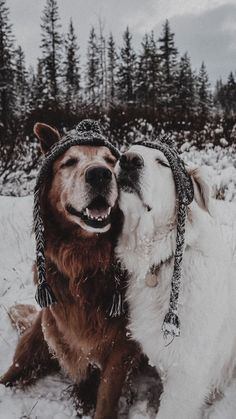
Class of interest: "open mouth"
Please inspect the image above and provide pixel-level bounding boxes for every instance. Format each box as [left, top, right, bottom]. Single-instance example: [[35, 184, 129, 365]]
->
[[66, 196, 112, 229]]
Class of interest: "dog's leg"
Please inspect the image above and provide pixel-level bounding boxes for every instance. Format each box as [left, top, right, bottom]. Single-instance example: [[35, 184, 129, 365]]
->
[[69, 365, 100, 417], [95, 342, 140, 419], [156, 367, 209, 419], [0, 310, 59, 387]]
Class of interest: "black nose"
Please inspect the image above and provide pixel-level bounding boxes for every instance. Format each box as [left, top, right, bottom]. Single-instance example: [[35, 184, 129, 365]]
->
[[120, 152, 144, 170], [85, 166, 112, 188]]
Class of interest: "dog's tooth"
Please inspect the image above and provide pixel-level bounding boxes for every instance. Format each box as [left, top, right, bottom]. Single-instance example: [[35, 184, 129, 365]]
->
[[85, 207, 111, 221]]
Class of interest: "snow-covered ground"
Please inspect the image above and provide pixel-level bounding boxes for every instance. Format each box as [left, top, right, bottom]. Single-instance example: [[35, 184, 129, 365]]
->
[[0, 146, 236, 419]]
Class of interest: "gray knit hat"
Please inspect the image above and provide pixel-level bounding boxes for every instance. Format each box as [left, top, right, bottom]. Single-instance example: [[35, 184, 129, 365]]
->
[[136, 136, 194, 339], [34, 119, 120, 309]]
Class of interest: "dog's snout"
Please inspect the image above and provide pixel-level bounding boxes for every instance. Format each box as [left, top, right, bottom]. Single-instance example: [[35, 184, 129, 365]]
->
[[120, 152, 144, 171], [85, 166, 112, 188]]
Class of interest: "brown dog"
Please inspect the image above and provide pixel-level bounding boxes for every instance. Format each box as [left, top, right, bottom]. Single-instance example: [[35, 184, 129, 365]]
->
[[0, 123, 140, 419]]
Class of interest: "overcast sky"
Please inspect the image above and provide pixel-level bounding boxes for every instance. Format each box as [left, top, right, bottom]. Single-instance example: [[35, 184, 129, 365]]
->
[[7, 0, 236, 85]]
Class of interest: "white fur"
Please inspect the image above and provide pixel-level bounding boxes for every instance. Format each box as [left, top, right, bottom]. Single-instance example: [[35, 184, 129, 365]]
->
[[116, 145, 236, 419]]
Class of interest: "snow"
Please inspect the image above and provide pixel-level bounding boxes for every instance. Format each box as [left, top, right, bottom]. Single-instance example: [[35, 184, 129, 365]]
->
[[219, 138, 228, 147], [181, 146, 236, 202], [1, 146, 236, 418]]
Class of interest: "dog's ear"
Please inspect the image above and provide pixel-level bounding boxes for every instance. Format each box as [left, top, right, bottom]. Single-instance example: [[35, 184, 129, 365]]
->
[[34, 122, 61, 153], [189, 167, 212, 214]]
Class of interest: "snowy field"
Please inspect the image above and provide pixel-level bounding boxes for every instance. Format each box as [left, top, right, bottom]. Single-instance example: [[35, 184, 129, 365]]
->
[[0, 147, 236, 419]]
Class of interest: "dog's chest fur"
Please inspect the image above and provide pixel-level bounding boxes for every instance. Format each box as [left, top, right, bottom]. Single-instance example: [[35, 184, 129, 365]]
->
[[116, 209, 236, 388], [38, 213, 131, 374]]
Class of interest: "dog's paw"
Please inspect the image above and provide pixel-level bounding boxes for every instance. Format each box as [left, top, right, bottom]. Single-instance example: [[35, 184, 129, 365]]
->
[[8, 304, 38, 335], [0, 365, 42, 388]]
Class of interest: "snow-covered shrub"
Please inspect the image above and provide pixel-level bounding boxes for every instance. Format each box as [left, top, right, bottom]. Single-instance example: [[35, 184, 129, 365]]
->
[[181, 146, 236, 202], [0, 118, 235, 201]]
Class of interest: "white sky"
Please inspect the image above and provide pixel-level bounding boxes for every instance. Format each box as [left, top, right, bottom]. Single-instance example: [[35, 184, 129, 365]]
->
[[7, 0, 236, 84]]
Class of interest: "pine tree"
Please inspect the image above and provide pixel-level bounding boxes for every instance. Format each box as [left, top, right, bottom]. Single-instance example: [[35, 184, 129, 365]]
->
[[14, 46, 29, 117], [117, 27, 136, 104], [40, 0, 62, 107], [97, 19, 107, 107], [136, 32, 162, 110], [136, 34, 151, 108], [175, 53, 196, 120], [107, 33, 117, 105], [159, 20, 178, 83], [214, 78, 226, 113], [149, 31, 163, 111], [214, 78, 224, 110], [225, 72, 236, 113], [159, 20, 178, 113], [86, 26, 100, 105], [63, 19, 81, 112], [32, 59, 47, 110], [0, 0, 16, 139], [197, 61, 212, 120], [214, 74, 236, 114]]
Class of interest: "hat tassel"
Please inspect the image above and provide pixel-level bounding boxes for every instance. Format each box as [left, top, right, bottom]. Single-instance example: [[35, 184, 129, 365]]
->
[[162, 310, 180, 339], [108, 290, 124, 318], [35, 281, 57, 308]]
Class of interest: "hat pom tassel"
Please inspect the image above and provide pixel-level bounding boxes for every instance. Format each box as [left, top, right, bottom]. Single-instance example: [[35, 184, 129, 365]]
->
[[162, 310, 180, 339], [35, 281, 57, 308], [108, 291, 124, 318]]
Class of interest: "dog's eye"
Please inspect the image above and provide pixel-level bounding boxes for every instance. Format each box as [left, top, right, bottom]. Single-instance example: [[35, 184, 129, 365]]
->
[[61, 158, 78, 168], [156, 158, 170, 168], [104, 157, 116, 165]]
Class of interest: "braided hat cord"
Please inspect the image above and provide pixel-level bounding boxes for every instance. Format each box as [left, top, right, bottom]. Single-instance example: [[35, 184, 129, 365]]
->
[[136, 138, 194, 339]]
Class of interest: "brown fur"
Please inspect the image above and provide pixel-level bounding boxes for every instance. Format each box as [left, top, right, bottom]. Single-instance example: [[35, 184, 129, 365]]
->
[[0, 124, 140, 419], [0, 310, 59, 387]]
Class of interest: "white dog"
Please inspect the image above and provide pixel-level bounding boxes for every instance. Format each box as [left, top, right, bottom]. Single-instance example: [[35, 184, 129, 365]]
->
[[115, 144, 236, 419]]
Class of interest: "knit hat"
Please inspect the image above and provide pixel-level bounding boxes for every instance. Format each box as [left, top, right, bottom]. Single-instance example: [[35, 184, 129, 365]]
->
[[135, 136, 194, 339], [34, 119, 120, 309]]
